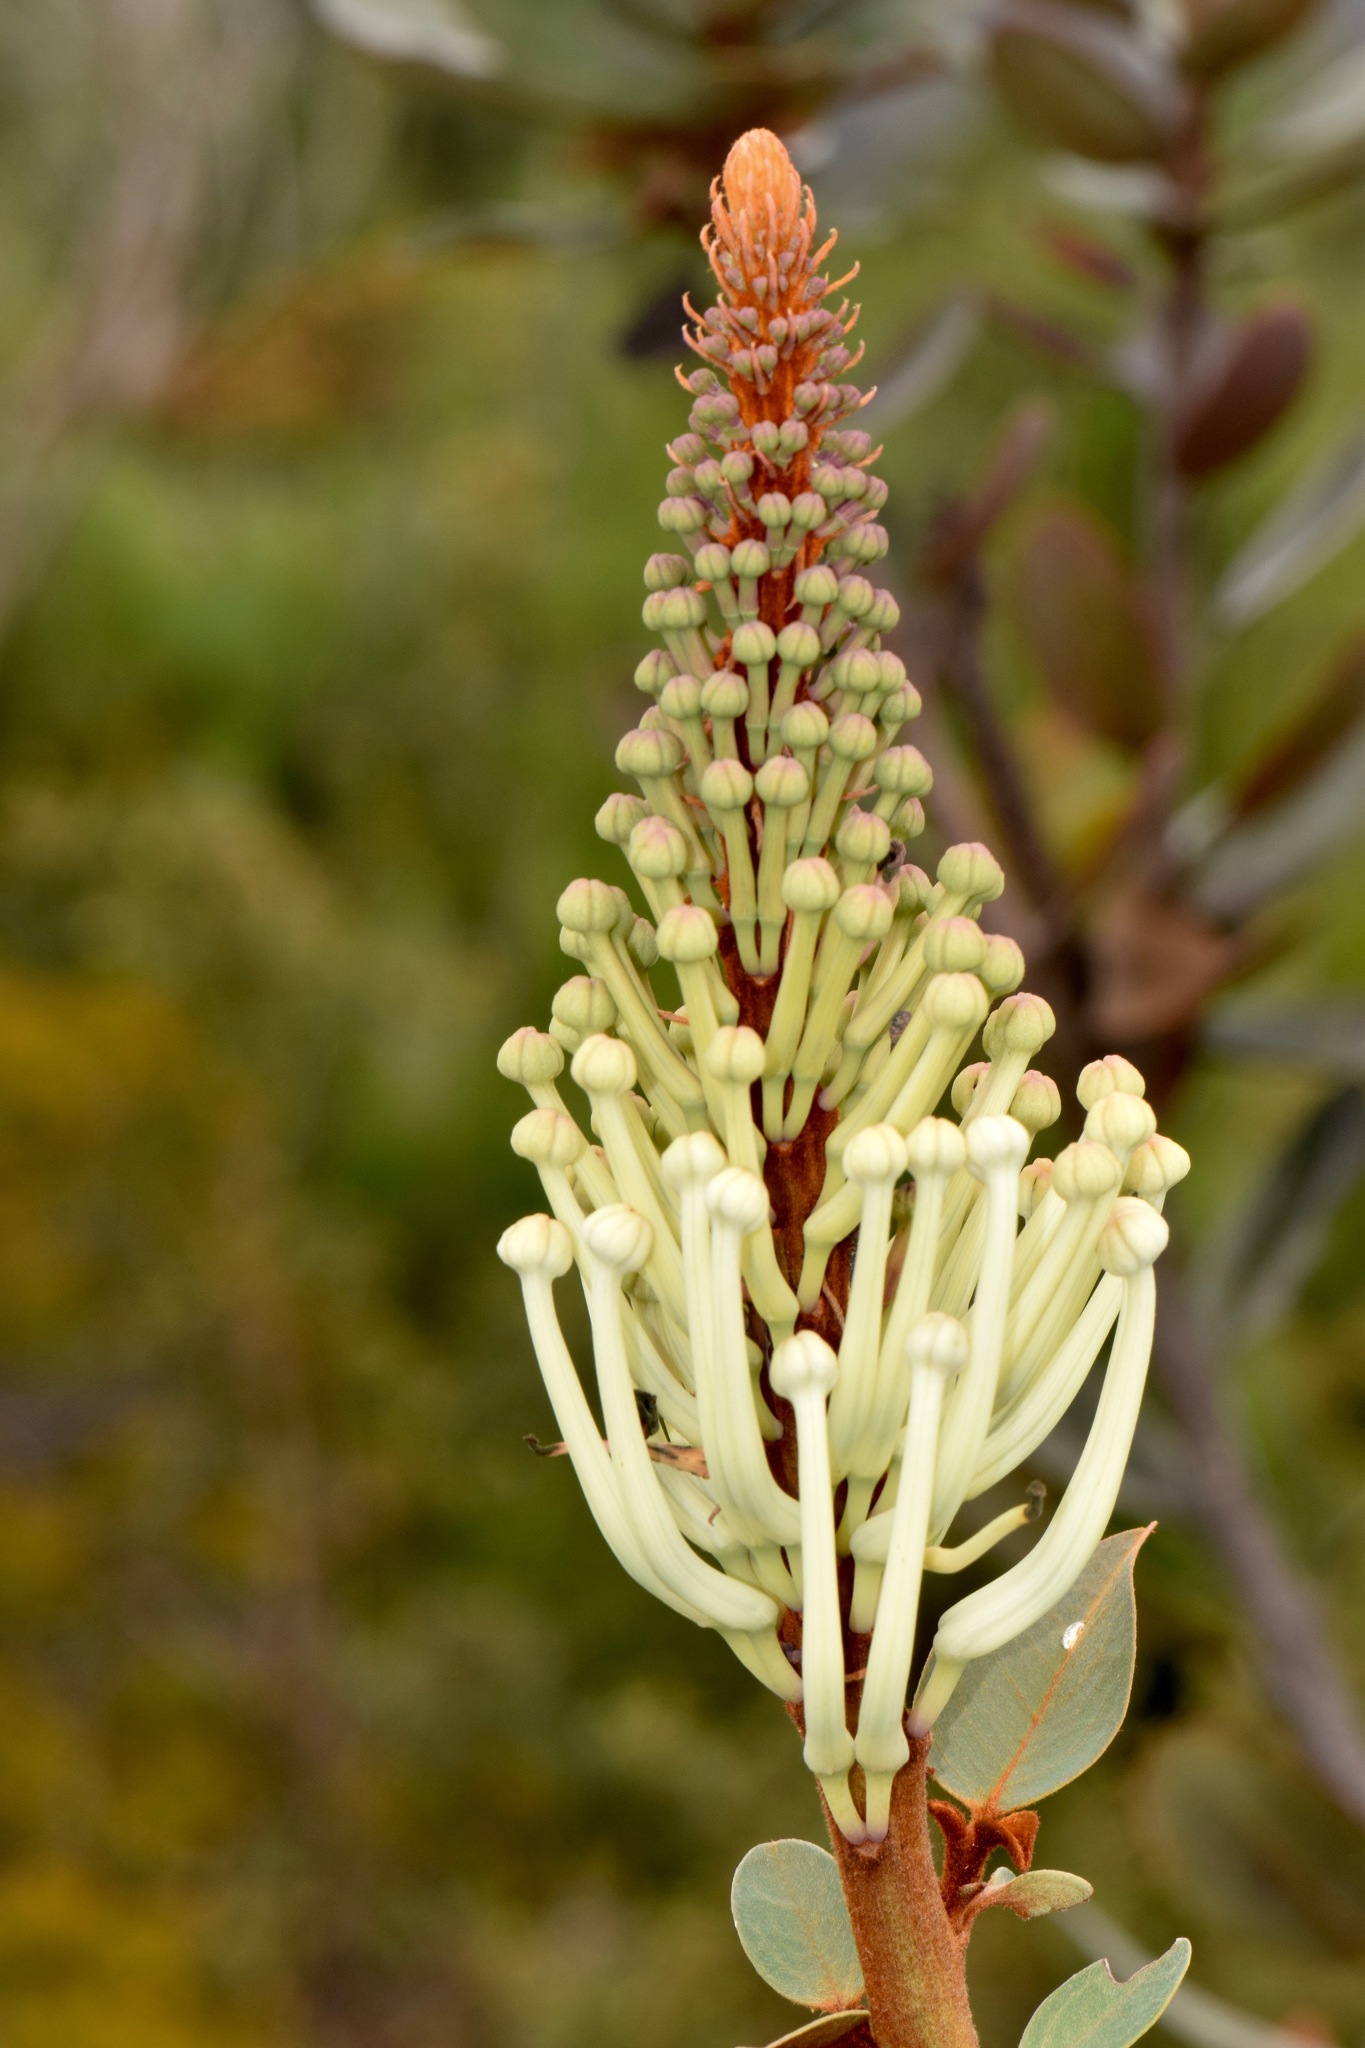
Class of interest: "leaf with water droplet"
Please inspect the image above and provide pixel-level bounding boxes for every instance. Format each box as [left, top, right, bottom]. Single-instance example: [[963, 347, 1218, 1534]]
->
[[929, 1527, 1154, 1812], [1021, 1938, 1191, 2048], [731, 1840, 864, 2012]]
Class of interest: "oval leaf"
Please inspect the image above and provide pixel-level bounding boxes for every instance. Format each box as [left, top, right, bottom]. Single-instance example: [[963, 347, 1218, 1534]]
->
[[985, 1868, 1094, 1919], [731, 1841, 864, 2012], [739, 2015, 873, 2048], [929, 1527, 1153, 1811], [1174, 302, 1313, 478], [991, 2, 1185, 163], [1181, 0, 1317, 81], [1010, 502, 1163, 747], [1021, 1939, 1192, 2048]]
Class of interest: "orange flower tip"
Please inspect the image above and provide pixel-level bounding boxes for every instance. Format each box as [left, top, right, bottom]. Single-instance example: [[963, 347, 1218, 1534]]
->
[[721, 129, 804, 243]]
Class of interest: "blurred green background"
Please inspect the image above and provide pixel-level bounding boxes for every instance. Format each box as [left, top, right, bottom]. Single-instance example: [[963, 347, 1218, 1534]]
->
[[0, 2, 1362, 2044]]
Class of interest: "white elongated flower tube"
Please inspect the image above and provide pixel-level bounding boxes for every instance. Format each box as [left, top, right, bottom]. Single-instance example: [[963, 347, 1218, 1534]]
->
[[855, 1313, 967, 1842], [498, 1215, 708, 1624], [911, 1198, 1169, 1733], [828, 1123, 908, 1486], [770, 1331, 861, 1841], [500, 126, 1183, 1837], [928, 1115, 1031, 1541]]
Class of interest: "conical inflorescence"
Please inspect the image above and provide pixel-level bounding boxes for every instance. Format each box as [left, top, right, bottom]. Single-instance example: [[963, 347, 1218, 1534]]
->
[[497, 130, 1186, 1845]]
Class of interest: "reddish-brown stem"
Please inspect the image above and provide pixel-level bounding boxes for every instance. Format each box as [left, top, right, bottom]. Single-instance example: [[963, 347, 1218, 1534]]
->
[[820, 1745, 978, 2048]]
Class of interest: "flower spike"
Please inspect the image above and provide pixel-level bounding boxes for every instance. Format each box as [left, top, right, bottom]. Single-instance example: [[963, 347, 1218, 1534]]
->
[[499, 127, 1181, 1836]]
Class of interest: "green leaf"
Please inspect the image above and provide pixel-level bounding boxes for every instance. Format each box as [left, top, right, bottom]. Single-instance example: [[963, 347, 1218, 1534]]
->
[[1010, 501, 1163, 747], [731, 1841, 864, 2012], [929, 1528, 1153, 1811], [738, 2015, 873, 2048], [1021, 1939, 1192, 2048], [983, 1868, 1094, 1919], [990, 2, 1185, 163], [1180, 0, 1317, 82]]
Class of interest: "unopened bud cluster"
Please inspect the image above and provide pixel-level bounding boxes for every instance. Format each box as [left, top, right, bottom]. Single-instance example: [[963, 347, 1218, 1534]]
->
[[498, 130, 1186, 1844]]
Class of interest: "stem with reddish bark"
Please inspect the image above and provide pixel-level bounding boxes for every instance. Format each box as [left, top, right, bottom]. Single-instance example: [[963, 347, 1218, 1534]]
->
[[822, 1745, 977, 2048]]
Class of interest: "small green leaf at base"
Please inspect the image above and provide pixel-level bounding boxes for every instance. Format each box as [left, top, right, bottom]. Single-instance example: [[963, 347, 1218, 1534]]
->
[[731, 1840, 865, 2012], [738, 2014, 873, 2048], [982, 1868, 1093, 1919], [1021, 1938, 1191, 2048]]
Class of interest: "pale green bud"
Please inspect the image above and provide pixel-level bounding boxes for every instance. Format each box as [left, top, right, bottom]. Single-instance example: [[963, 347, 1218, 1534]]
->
[[781, 857, 841, 915], [497, 1027, 565, 1089], [656, 904, 720, 963]]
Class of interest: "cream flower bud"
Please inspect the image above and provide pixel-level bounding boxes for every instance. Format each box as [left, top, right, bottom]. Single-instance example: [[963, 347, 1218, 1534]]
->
[[704, 1166, 772, 1235], [704, 1025, 766, 1087], [965, 1113, 1030, 1178], [1052, 1139, 1123, 1204], [937, 842, 1005, 904], [1098, 1196, 1170, 1275], [660, 1129, 727, 1189], [596, 792, 648, 844], [836, 808, 891, 868], [769, 1329, 839, 1401], [833, 884, 895, 945], [906, 1311, 970, 1377], [616, 727, 687, 782], [628, 816, 689, 880], [552, 977, 617, 1038], [921, 971, 989, 1034], [732, 620, 777, 667], [754, 756, 808, 806], [1077, 1053, 1146, 1108], [905, 1116, 967, 1179], [659, 674, 704, 723], [982, 991, 1056, 1058], [873, 746, 933, 798], [730, 538, 770, 579], [701, 758, 753, 811], [1084, 1092, 1158, 1157], [923, 917, 987, 976], [776, 621, 821, 668], [979, 934, 1026, 996], [781, 857, 841, 914], [656, 905, 720, 963], [511, 1108, 585, 1170], [844, 1122, 910, 1187], [831, 647, 883, 696], [571, 1033, 638, 1097], [557, 877, 619, 934], [497, 1212, 574, 1280], [1124, 1133, 1192, 1198], [700, 670, 748, 719], [828, 712, 879, 762], [794, 564, 838, 606], [781, 702, 828, 751], [580, 1203, 654, 1274], [497, 1027, 565, 1090], [1010, 1071, 1062, 1133]]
